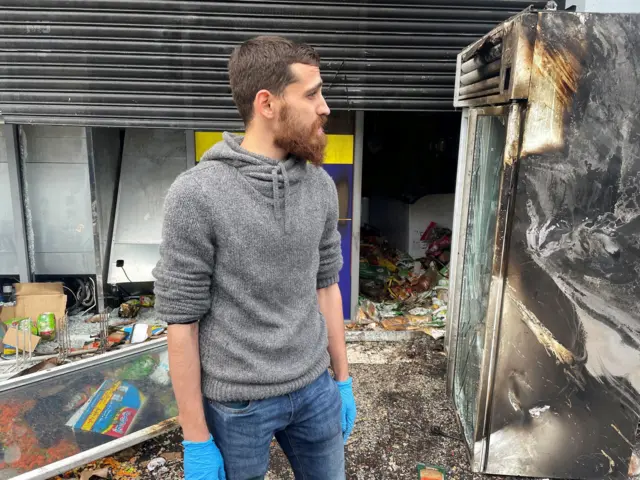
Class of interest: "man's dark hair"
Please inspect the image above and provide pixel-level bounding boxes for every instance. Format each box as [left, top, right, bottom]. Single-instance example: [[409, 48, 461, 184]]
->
[[228, 36, 321, 124]]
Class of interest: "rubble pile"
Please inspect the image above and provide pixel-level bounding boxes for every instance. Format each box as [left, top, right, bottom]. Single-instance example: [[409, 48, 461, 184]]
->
[[351, 222, 451, 339]]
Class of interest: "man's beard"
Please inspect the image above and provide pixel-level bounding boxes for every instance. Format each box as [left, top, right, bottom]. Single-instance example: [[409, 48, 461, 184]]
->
[[273, 104, 328, 166]]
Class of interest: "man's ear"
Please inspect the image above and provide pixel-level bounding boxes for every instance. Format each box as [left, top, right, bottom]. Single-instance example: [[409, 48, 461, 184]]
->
[[254, 89, 276, 120]]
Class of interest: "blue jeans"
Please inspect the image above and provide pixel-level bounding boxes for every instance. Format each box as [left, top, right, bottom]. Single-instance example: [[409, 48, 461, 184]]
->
[[204, 370, 345, 480]]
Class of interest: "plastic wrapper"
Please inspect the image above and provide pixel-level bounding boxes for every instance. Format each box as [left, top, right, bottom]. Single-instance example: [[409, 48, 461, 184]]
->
[[373, 257, 397, 273], [112, 355, 158, 381], [359, 263, 391, 282], [118, 299, 141, 318], [62, 385, 101, 413], [4, 317, 37, 335], [417, 463, 447, 480], [139, 295, 155, 308], [410, 265, 439, 293], [157, 391, 179, 418], [389, 283, 413, 301], [355, 298, 380, 325], [359, 279, 387, 302], [149, 351, 171, 386], [36, 313, 56, 341], [420, 222, 452, 256], [439, 265, 449, 278], [66, 379, 146, 439], [381, 317, 409, 331]]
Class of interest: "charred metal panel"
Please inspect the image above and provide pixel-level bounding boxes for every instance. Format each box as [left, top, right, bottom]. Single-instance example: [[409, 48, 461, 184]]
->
[[454, 11, 538, 108], [485, 12, 640, 479], [502, 13, 538, 100]]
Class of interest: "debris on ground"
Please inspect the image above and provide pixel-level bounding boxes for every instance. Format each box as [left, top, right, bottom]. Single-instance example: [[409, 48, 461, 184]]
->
[[146, 456, 168, 476], [351, 223, 451, 339], [57, 432, 184, 480], [55, 456, 142, 479]]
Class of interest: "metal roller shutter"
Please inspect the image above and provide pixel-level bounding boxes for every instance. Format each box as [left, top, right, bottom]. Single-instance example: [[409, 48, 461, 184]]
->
[[0, 1, 555, 128]]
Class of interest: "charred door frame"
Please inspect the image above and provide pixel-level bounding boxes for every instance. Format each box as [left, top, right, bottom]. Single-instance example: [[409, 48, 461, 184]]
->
[[474, 102, 524, 471], [446, 103, 525, 467]]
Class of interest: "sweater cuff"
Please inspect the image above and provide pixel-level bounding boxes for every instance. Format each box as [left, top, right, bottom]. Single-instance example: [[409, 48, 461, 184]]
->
[[317, 273, 340, 289]]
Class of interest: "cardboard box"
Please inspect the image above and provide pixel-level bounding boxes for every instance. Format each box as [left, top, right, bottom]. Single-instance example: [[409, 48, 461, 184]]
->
[[0, 283, 67, 352], [3, 326, 41, 353], [0, 282, 67, 324]]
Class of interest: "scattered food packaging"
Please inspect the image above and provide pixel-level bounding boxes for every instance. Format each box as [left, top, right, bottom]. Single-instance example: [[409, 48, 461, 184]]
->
[[130, 323, 149, 344], [139, 295, 155, 308], [4, 317, 37, 335], [149, 351, 171, 386], [417, 463, 447, 480], [36, 312, 57, 341], [118, 299, 141, 318], [113, 355, 158, 381], [66, 379, 146, 438], [357, 223, 450, 339]]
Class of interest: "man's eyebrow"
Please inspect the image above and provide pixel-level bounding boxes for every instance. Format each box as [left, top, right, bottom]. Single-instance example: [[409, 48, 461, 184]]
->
[[305, 81, 323, 94]]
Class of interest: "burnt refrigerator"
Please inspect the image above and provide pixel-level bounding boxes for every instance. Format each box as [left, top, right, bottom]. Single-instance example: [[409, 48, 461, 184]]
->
[[446, 10, 640, 479]]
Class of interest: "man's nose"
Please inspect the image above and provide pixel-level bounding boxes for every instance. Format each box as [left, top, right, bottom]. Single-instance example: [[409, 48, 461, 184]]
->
[[318, 94, 330, 116]]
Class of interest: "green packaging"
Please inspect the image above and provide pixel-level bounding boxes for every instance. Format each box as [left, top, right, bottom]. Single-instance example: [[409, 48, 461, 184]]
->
[[37, 312, 57, 341], [417, 463, 447, 480]]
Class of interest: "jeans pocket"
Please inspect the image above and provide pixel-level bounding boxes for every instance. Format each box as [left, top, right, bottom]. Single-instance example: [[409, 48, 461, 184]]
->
[[208, 399, 253, 414]]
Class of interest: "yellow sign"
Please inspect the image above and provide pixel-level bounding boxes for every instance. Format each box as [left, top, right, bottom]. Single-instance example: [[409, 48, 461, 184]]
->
[[195, 131, 227, 163], [323, 135, 354, 165], [194, 132, 353, 165]]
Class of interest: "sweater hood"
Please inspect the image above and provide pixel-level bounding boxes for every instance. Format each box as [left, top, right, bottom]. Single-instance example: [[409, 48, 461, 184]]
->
[[201, 132, 309, 231]]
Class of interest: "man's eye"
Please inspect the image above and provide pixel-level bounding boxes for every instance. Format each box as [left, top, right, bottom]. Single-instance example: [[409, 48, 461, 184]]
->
[[308, 91, 318, 98]]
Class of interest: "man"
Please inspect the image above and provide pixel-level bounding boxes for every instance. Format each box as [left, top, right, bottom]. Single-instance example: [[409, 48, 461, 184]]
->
[[153, 36, 356, 480]]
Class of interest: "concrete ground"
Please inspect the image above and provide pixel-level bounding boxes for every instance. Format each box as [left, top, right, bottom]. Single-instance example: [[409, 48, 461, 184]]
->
[[84, 337, 527, 480]]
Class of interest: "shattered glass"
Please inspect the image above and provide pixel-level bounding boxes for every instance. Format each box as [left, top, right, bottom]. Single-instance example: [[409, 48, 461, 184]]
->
[[453, 114, 506, 447], [0, 345, 175, 478]]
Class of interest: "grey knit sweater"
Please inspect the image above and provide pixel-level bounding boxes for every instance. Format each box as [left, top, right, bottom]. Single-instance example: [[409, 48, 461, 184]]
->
[[153, 133, 343, 402]]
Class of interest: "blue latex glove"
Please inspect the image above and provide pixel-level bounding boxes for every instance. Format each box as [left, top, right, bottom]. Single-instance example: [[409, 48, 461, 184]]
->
[[335, 377, 357, 444], [183, 434, 226, 480]]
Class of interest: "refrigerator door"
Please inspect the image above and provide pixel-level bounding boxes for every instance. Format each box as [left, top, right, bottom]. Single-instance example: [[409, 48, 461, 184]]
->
[[448, 104, 524, 460]]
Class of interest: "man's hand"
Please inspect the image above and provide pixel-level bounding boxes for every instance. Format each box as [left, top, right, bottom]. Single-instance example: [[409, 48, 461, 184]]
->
[[183, 435, 226, 480], [335, 377, 357, 444], [317, 283, 355, 443]]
